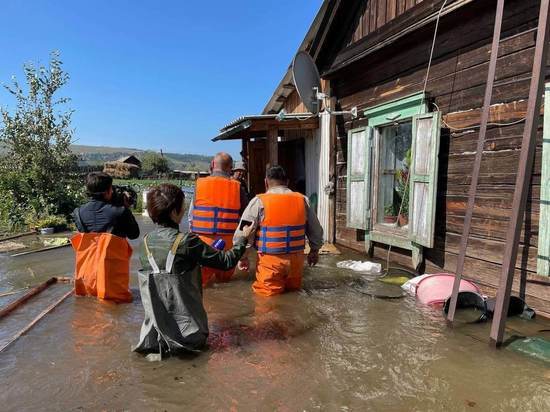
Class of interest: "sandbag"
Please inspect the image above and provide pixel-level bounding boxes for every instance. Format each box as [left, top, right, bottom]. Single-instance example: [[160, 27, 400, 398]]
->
[[71, 232, 133, 303], [337, 260, 382, 273]]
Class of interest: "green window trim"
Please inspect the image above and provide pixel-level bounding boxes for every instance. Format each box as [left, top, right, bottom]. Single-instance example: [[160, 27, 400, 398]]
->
[[364, 92, 427, 127], [346, 127, 372, 229], [354, 92, 439, 270], [537, 82, 550, 276]]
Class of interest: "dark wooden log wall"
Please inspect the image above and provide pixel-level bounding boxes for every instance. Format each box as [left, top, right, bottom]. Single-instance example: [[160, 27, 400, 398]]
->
[[349, 0, 425, 45], [329, 0, 550, 315]]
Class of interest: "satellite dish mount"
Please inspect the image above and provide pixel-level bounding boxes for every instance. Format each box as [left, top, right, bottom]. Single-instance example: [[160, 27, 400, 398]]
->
[[291, 51, 357, 119]]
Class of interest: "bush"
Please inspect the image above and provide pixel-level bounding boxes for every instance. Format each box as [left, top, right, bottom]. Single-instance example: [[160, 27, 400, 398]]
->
[[141, 151, 170, 176], [0, 52, 84, 229], [27, 214, 67, 229]]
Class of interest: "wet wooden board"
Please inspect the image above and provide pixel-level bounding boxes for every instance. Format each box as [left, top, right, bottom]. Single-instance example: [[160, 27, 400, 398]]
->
[[10, 243, 71, 257]]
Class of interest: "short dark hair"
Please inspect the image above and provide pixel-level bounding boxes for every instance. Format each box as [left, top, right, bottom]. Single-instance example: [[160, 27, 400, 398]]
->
[[266, 165, 287, 182], [147, 184, 185, 225], [86, 172, 113, 199]]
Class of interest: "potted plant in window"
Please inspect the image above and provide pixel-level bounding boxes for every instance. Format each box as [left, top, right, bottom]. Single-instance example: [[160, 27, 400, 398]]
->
[[395, 149, 411, 227], [395, 170, 409, 227], [384, 203, 398, 224]]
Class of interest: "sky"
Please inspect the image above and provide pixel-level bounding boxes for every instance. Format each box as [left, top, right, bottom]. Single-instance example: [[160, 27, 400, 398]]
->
[[0, 0, 322, 158]]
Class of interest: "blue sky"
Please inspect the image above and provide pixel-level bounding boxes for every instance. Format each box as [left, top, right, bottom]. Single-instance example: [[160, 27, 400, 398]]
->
[[0, 0, 322, 158]]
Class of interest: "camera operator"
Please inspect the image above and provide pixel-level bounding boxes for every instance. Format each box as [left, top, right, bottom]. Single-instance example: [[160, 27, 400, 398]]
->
[[74, 172, 139, 239]]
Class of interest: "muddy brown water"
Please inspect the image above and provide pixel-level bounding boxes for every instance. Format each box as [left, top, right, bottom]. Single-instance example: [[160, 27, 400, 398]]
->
[[1, 216, 549, 411]]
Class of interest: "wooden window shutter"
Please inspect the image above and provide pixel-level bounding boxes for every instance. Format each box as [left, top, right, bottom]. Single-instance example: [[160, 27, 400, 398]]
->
[[408, 111, 442, 248], [346, 127, 373, 230], [538, 83, 550, 276]]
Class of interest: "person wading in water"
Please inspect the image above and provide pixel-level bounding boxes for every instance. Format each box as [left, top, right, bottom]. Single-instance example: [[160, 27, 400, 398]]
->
[[188, 152, 249, 286], [71, 172, 140, 302], [234, 165, 323, 297], [133, 183, 253, 358]]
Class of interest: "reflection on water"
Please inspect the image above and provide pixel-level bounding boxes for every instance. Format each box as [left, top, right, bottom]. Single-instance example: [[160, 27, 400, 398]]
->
[[1, 216, 550, 411]]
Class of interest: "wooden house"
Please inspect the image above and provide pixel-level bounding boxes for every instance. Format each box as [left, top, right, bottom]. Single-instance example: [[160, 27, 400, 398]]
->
[[212, 0, 550, 315], [103, 155, 142, 179], [115, 155, 142, 168]]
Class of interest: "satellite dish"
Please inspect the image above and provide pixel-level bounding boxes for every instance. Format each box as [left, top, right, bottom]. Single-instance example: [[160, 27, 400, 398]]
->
[[292, 51, 322, 115]]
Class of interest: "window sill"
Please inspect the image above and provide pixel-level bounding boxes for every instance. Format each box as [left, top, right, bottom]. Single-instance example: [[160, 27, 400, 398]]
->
[[373, 223, 408, 237], [370, 226, 414, 252]]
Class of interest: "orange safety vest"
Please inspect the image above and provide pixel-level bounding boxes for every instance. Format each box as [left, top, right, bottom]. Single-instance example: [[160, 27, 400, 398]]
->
[[71, 232, 133, 303], [191, 176, 241, 235], [256, 192, 306, 255]]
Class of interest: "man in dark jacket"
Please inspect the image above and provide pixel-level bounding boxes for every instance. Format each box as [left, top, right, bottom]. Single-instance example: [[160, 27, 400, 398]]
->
[[74, 172, 139, 239]]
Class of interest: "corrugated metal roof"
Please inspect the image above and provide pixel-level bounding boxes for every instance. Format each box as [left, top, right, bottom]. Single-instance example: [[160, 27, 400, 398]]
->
[[212, 112, 317, 141], [212, 119, 253, 141], [220, 114, 278, 132]]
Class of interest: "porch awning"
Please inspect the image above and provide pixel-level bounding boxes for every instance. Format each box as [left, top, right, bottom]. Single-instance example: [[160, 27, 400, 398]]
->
[[211, 113, 319, 141]]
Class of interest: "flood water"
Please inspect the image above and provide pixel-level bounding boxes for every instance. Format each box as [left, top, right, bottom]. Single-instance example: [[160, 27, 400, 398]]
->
[[1, 216, 550, 411]]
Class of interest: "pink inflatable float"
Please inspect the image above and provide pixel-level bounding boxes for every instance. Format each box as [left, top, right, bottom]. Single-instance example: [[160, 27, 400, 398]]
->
[[413, 273, 481, 306]]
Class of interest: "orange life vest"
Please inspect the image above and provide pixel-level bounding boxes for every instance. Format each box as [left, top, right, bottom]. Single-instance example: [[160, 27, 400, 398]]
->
[[71, 232, 133, 303], [191, 176, 241, 235], [256, 192, 306, 255]]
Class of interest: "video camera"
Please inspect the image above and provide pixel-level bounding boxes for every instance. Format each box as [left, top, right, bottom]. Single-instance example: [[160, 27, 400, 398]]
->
[[111, 185, 138, 208]]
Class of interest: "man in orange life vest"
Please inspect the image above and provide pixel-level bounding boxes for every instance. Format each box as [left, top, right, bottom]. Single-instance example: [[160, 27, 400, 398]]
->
[[234, 165, 324, 296], [188, 152, 249, 285]]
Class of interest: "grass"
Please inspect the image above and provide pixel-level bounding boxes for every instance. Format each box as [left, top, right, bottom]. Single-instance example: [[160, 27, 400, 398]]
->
[[113, 178, 194, 188], [113, 178, 195, 213]]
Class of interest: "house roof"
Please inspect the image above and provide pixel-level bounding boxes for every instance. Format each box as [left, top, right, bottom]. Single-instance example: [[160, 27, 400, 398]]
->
[[212, 113, 319, 141], [262, 0, 338, 115], [262, 0, 475, 114], [116, 155, 141, 163]]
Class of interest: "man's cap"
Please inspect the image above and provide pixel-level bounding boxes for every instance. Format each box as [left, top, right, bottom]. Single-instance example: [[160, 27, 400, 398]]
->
[[233, 161, 246, 171]]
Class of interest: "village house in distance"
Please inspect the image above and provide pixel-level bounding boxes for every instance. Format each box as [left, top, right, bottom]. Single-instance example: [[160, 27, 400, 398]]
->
[[103, 155, 142, 178], [212, 0, 550, 316]]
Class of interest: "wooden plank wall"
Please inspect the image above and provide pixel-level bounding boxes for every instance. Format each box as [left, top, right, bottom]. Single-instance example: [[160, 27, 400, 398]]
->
[[349, 0, 425, 45], [283, 91, 308, 114], [330, 0, 550, 315], [283, 79, 330, 114]]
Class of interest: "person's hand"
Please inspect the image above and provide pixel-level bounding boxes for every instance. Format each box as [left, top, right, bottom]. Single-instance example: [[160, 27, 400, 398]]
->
[[307, 250, 319, 267], [238, 257, 250, 272], [123, 192, 132, 208], [241, 221, 255, 238]]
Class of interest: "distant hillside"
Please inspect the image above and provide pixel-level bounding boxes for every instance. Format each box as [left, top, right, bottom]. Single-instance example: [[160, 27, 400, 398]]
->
[[71, 144, 211, 171]]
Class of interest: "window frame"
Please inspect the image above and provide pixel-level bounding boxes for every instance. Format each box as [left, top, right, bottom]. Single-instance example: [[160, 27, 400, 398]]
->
[[364, 93, 427, 254], [537, 82, 550, 276]]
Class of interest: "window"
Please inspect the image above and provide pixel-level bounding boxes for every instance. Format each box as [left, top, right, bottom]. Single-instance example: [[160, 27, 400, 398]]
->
[[376, 121, 412, 226], [346, 93, 441, 266], [537, 82, 550, 276]]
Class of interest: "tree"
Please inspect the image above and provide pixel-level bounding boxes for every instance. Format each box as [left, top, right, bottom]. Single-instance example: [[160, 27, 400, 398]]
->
[[0, 51, 82, 227], [141, 151, 170, 175]]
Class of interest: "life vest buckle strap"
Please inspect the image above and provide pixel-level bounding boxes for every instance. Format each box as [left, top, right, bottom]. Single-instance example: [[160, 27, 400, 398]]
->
[[286, 227, 291, 253], [193, 205, 240, 214], [261, 224, 306, 232], [191, 216, 239, 223]]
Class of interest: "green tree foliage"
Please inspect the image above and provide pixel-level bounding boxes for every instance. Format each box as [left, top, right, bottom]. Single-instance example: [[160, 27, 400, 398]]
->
[[141, 151, 170, 175], [0, 52, 83, 227]]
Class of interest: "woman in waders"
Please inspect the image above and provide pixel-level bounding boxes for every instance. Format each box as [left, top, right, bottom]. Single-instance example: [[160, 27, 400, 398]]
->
[[133, 184, 253, 359]]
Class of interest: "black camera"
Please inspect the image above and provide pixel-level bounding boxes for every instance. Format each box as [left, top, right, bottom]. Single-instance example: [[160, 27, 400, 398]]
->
[[111, 185, 137, 208]]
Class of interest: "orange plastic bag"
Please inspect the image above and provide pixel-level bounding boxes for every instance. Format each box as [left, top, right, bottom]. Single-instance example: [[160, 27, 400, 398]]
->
[[71, 232, 133, 303]]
